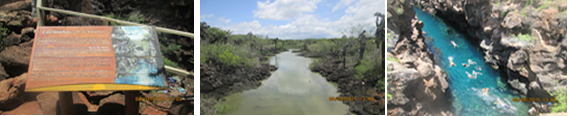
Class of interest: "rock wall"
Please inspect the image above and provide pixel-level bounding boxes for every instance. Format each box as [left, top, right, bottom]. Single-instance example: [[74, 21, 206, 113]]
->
[[416, 0, 567, 112], [386, 0, 452, 115]]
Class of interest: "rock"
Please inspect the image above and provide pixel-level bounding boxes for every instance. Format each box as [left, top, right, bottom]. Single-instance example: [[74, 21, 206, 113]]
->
[[4, 32, 20, 45], [60, 17, 101, 26], [0, 64, 8, 81], [0, 73, 27, 110], [6, 19, 23, 30], [388, 107, 408, 116], [529, 81, 540, 90], [85, 91, 115, 97], [416, 62, 434, 78], [434, 66, 449, 91], [0, 41, 32, 77], [1, 101, 43, 115], [537, 73, 561, 91], [2, 28, 35, 47], [168, 101, 192, 115], [0, 0, 21, 7], [508, 79, 528, 95], [46, 14, 58, 24], [388, 69, 420, 105], [99, 93, 125, 106], [506, 50, 527, 71], [36, 92, 59, 115], [20, 27, 35, 42], [0, 0, 31, 13]]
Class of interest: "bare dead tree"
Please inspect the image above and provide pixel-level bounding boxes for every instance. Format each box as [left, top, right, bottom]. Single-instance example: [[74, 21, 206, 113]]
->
[[343, 44, 349, 69], [274, 37, 279, 52], [355, 30, 367, 67]]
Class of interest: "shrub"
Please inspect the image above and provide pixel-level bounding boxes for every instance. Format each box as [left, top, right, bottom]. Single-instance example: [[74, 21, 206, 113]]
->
[[0, 23, 8, 36], [164, 44, 182, 53], [218, 49, 243, 66], [0, 23, 8, 46], [355, 59, 372, 79], [550, 89, 567, 113], [201, 44, 258, 67], [163, 56, 179, 68]]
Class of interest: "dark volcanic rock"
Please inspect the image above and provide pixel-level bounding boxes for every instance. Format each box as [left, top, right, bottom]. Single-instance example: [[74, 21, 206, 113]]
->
[[0, 64, 8, 81], [168, 100, 192, 115], [200, 63, 273, 99], [387, 0, 452, 115], [0, 40, 32, 77]]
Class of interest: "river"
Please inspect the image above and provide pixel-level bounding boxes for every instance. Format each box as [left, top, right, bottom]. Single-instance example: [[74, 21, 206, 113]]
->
[[415, 7, 530, 116], [222, 50, 350, 115]]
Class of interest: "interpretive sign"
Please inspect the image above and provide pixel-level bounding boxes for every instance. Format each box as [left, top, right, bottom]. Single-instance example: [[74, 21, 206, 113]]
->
[[25, 26, 167, 91]]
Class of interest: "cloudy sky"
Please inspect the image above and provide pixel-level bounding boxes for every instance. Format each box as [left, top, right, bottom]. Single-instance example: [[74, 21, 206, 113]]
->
[[201, 0, 385, 39]]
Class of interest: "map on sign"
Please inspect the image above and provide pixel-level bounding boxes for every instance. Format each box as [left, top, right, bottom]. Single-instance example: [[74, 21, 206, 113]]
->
[[25, 26, 167, 91]]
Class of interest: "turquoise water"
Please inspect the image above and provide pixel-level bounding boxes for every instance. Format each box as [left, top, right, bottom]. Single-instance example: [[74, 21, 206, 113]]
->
[[415, 7, 529, 116]]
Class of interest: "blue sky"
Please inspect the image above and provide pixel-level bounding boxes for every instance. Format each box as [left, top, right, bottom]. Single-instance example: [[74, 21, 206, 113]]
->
[[201, 0, 385, 39]]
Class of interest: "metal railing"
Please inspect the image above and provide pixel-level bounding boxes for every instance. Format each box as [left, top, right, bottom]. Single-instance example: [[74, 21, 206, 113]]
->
[[35, 0, 193, 77]]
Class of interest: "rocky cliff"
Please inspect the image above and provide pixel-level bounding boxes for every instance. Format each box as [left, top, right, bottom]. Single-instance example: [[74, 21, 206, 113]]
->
[[387, 0, 452, 115], [416, 0, 566, 112]]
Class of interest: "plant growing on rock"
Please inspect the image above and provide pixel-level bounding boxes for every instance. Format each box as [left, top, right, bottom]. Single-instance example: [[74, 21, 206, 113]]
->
[[550, 88, 567, 113], [0, 23, 9, 51], [516, 33, 538, 43]]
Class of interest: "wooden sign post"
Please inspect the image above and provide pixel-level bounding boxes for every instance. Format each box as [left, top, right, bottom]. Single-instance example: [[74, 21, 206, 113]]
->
[[26, 26, 168, 114]]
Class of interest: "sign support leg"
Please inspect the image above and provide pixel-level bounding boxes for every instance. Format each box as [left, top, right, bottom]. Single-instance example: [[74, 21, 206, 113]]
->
[[58, 92, 74, 115], [124, 91, 140, 115]]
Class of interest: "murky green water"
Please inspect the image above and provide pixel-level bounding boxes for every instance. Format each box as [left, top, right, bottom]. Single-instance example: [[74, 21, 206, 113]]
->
[[222, 50, 350, 115]]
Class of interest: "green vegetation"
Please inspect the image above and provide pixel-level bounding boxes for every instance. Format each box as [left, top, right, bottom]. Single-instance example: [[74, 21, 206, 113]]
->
[[536, 0, 566, 11], [550, 88, 567, 113], [200, 22, 281, 67], [164, 44, 182, 53], [215, 102, 232, 115], [103, 11, 146, 25], [521, 0, 534, 16], [295, 13, 385, 98], [516, 33, 538, 43], [163, 56, 179, 68], [0, 23, 7, 37], [387, 56, 399, 63], [396, 8, 404, 15]]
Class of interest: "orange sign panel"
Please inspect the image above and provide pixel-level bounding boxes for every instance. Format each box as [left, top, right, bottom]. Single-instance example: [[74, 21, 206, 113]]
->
[[26, 26, 167, 91]]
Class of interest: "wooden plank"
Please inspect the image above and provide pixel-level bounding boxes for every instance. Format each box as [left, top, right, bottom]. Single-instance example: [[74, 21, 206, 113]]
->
[[58, 92, 74, 115], [124, 91, 140, 115]]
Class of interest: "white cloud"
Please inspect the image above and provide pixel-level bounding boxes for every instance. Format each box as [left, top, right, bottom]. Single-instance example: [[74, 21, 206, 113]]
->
[[200, 14, 214, 20], [332, 0, 355, 12], [218, 18, 231, 24], [218, 0, 385, 39], [253, 0, 322, 20]]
